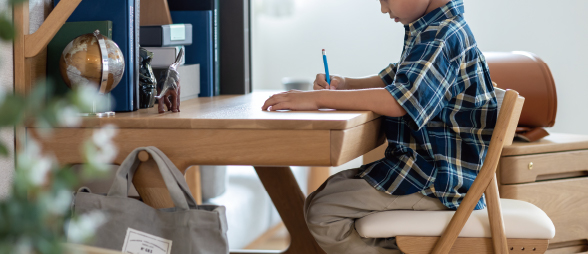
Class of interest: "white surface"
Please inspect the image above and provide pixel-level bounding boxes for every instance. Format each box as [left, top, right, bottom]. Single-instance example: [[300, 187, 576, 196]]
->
[[355, 199, 556, 239], [251, 0, 588, 135]]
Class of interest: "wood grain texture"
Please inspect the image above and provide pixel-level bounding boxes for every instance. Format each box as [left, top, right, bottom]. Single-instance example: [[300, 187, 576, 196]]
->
[[485, 175, 509, 254], [503, 133, 588, 157], [500, 149, 588, 184], [397, 236, 548, 254], [253, 167, 325, 254], [546, 245, 588, 254], [133, 154, 175, 209], [24, 0, 82, 58], [501, 177, 588, 244], [13, 1, 29, 95], [331, 118, 385, 166], [140, 0, 173, 26], [363, 142, 387, 165], [30, 128, 332, 168], [431, 91, 524, 254], [185, 166, 202, 205], [307, 167, 330, 194], [26, 92, 380, 131]]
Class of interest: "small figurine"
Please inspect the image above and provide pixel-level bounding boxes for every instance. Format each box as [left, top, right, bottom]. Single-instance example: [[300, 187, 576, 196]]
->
[[139, 47, 157, 108], [155, 47, 184, 113]]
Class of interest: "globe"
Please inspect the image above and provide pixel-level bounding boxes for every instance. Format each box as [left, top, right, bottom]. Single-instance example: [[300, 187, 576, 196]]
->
[[59, 30, 125, 94]]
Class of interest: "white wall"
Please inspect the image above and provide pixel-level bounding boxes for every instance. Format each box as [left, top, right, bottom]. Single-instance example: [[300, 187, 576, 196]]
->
[[251, 0, 588, 135]]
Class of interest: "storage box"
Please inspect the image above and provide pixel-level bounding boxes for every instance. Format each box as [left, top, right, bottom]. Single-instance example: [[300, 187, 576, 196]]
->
[[499, 133, 588, 253]]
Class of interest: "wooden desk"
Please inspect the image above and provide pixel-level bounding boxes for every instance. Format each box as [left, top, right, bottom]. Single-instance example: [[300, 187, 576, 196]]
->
[[29, 92, 385, 254]]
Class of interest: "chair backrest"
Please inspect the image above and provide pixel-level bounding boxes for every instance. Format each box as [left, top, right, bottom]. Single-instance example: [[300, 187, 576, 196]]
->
[[431, 89, 525, 254]]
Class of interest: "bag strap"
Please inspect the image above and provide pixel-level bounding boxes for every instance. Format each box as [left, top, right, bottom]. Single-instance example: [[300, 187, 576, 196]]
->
[[107, 147, 198, 211]]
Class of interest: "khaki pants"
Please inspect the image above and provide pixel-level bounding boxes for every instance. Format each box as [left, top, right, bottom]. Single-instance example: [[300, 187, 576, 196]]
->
[[304, 168, 449, 254]]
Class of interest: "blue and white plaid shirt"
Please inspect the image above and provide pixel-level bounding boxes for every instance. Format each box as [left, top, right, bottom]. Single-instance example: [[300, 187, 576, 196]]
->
[[358, 0, 497, 210]]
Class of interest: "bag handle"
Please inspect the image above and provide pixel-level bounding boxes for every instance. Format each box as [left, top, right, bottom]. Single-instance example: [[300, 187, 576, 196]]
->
[[107, 146, 197, 211]]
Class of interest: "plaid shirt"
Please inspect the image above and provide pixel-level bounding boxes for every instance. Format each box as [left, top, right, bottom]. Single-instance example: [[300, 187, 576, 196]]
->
[[358, 0, 497, 210]]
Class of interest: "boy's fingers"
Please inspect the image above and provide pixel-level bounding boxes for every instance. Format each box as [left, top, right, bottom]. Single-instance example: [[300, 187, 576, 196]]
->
[[269, 102, 289, 111], [262, 94, 284, 110]]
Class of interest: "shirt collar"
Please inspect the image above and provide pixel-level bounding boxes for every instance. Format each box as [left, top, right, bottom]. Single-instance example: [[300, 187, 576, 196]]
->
[[405, 0, 464, 37]]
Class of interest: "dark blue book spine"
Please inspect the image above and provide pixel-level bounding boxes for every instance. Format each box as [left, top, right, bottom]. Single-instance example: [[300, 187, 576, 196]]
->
[[170, 11, 214, 97], [133, 0, 140, 110], [54, 0, 135, 112], [128, 0, 135, 110]]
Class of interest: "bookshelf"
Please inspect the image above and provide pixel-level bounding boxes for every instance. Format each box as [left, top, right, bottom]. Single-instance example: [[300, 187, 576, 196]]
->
[[13, 0, 82, 96]]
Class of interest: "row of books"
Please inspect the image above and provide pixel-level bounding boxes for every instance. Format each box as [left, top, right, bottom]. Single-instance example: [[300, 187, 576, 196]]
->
[[48, 0, 220, 112]]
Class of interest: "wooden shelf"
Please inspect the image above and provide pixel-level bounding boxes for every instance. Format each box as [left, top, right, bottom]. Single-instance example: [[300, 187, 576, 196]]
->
[[14, 0, 82, 95]]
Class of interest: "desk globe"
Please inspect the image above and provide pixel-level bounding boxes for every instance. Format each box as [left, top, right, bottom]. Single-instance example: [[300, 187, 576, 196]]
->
[[59, 30, 125, 116]]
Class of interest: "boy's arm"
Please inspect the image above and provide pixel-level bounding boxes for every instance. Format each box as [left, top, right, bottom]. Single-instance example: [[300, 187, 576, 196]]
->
[[261, 88, 407, 117], [314, 63, 399, 90], [345, 75, 386, 89]]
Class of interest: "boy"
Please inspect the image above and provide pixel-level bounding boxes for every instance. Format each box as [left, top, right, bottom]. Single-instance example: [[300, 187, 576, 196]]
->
[[262, 0, 497, 253]]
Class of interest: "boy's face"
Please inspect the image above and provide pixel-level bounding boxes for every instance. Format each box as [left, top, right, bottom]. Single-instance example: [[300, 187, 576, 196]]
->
[[379, 0, 432, 25]]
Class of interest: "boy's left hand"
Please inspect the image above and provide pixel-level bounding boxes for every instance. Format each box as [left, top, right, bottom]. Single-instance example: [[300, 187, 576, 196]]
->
[[262, 90, 322, 111]]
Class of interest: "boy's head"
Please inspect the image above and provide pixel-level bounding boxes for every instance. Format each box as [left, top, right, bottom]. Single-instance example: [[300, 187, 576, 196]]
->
[[379, 0, 451, 25]]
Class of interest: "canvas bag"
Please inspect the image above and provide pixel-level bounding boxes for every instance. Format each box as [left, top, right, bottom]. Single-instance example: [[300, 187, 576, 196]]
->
[[69, 146, 229, 254]]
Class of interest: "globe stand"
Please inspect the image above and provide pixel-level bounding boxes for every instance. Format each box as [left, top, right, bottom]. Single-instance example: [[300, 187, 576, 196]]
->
[[79, 93, 115, 117]]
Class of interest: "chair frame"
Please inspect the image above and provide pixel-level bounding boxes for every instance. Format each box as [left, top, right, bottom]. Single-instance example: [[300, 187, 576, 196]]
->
[[395, 90, 549, 254]]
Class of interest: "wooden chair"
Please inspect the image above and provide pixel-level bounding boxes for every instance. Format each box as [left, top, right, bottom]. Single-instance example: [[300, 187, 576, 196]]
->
[[355, 89, 556, 253]]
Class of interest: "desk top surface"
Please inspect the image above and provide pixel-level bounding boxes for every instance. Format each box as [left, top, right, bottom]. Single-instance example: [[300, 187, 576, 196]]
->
[[74, 91, 380, 130]]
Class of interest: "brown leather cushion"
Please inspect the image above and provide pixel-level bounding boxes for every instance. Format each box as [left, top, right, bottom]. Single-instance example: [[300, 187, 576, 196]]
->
[[485, 51, 557, 127]]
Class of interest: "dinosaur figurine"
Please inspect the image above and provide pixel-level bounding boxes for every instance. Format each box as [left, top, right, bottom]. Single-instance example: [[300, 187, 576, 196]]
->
[[155, 47, 184, 113]]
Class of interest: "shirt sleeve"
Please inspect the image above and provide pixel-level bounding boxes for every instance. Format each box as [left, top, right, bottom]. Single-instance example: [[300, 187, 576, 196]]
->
[[385, 40, 459, 131], [379, 63, 399, 85]]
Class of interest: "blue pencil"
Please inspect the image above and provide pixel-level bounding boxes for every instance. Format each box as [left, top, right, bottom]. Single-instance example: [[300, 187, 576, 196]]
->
[[322, 49, 331, 89]]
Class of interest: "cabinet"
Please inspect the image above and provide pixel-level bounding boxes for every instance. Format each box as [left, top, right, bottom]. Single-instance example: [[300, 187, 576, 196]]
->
[[499, 133, 588, 253]]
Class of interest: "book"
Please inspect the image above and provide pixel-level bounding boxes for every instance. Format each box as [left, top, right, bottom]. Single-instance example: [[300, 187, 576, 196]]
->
[[134, 0, 141, 110], [54, 0, 138, 112], [152, 64, 200, 101], [140, 24, 193, 47], [168, 0, 220, 96], [46, 21, 112, 99], [170, 11, 214, 97], [142, 46, 185, 69]]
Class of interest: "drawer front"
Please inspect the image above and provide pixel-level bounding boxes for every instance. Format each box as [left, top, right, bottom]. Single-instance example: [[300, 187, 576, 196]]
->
[[500, 149, 588, 184], [501, 177, 588, 244]]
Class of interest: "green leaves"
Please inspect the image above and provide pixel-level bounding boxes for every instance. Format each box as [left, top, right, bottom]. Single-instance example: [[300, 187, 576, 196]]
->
[[0, 14, 14, 41], [0, 142, 8, 156], [0, 94, 26, 127]]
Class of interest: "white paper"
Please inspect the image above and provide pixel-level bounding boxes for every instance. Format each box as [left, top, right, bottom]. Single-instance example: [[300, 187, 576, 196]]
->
[[121, 228, 173, 254]]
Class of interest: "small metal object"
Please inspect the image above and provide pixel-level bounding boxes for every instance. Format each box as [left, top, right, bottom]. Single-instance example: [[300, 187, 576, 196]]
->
[[94, 30, 110, 95], [528, 162, 534, 170]]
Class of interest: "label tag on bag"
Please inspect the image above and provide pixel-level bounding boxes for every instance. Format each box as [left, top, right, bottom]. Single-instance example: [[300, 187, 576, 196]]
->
[[121, 228, 173, 254]]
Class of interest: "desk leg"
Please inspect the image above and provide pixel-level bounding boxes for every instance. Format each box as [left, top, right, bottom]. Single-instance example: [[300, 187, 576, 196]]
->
[[230, 167, 325, 254]]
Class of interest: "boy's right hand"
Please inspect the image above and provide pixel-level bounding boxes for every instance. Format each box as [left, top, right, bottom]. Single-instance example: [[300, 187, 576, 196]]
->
[[314, 74, 346, 90]]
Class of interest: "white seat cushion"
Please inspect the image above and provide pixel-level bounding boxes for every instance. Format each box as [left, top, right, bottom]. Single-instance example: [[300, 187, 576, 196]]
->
[[355, 199, 555, 239]]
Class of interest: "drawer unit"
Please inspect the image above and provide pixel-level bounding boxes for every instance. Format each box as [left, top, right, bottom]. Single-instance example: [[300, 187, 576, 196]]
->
[[499, 133, 588, 253]]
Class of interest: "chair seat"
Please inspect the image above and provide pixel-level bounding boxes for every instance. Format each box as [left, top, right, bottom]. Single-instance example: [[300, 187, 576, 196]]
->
[[355, 199, 555, 239]]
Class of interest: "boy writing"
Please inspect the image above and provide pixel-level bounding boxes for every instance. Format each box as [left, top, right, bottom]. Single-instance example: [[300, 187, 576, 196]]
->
[[262, 0, 497, 253]]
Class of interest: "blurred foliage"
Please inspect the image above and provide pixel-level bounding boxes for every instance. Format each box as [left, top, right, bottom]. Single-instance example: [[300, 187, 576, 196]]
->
[[0, 1, 116, 253]]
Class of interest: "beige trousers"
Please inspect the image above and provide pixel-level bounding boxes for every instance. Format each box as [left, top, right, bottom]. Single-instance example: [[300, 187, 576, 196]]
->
[[304, 168, 449, 254]]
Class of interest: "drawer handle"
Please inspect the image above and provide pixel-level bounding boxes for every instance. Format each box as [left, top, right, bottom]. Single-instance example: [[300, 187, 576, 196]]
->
[[528, 162, 534, 170]]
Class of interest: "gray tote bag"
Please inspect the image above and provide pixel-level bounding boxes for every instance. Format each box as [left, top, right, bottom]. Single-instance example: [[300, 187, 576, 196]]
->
[[69, 146, 229, 254]]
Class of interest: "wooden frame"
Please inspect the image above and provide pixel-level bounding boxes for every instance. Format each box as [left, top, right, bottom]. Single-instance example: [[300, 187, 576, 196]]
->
[[397, 90, 532, 254]]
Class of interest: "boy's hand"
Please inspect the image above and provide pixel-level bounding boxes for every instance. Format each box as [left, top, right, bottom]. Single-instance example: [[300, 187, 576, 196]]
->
[[262, 90, 323, 111], [314, 74, 346, 90]]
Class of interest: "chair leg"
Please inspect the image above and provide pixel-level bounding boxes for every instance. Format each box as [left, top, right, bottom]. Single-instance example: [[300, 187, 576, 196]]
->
[[486, 174, 509, 253]]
